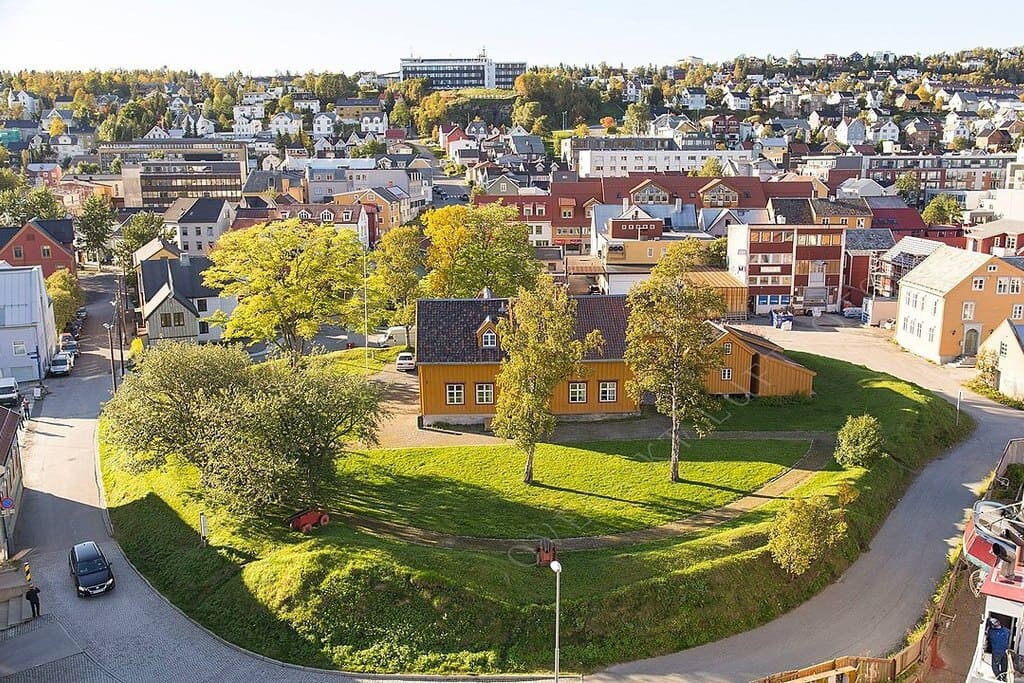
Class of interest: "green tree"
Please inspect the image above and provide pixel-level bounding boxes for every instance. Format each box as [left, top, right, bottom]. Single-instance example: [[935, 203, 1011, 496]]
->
[[921, 193, 962, 225], [0, 186, 63, 225], [203, 219, 365, 362], [894, 171, 920, 203], [76, 194, 116, 267], [625, 243, 726, 482], [0, 168, 24, 192], [696, 156, 724, 177], [768, 496, 847, 576], [834, 414, 884, 468], [423, 203, 541, 298], [493, 274, 603, 484], [45, 269, 84, 332], [706, 237, 728, 267], [950, 136, 972, 151], [573, 122, 589, 137], [349, 140, 387, 158], [390, 100, 412, 128], [48, 117, 67, 137], [314, 73, 343, 104], [109, 157, 123, 174], [0, 145, 9, 169], [623, 101, 651, 135], [365, 225, 423, 340], [103, 343, 254, 471]]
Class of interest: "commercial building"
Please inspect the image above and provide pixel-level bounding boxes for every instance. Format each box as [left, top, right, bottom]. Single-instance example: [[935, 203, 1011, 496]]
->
[[0, 264, 58, 381], [399, 56, 526, 90], [97, 138, 248, 172], [123, 160, 246, 210]]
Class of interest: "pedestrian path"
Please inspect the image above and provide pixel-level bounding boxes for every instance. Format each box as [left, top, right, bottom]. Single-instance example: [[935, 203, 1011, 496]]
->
[[337, 434, 834, 552]]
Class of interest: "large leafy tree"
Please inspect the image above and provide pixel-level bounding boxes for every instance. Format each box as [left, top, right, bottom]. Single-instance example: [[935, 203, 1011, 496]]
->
[[423, 203, 541, 298], [623, 101, 651, 135], [493, 274, 603, 484], [0, 186, 64, 225], [45, 269, 84, 332], [364, 225, 423, 338], [921, 193, 963, 225], [76, 194, 116, 266], [625, 242, 726, 482], [203, 219, 365, 362]]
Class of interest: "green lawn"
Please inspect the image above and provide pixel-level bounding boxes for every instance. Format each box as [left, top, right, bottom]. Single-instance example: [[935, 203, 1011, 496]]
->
[[335, 440, 808, 538], [301, 345, 406, 376], [101, 352, 973, 674]]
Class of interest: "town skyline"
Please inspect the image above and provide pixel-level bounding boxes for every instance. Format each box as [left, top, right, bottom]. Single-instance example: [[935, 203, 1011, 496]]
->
[[2, 0, 1024, 75]]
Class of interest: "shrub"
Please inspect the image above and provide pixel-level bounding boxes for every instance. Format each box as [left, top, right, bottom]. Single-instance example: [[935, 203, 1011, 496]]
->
[[768, 496, 847, 576], [834, 414, 884, 468]]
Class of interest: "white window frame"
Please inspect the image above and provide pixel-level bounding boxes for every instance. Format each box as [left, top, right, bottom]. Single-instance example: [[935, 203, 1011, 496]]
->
[[972, 277, 986, 291], [962, 301, 975, 320], [723, 342, 733, 355], [568, 382, 587, 404], [445, 383, 465, 405], [12, 341, 27, 356], [475, 383, 494, 405], [481, 329, 497, 348], [598, 381, 617, 403], [1013, 304, 1024, 320], [721, 368, 733, 381]]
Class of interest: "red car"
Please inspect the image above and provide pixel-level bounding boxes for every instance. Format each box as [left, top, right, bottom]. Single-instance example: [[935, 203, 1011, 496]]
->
[[287, 509, 330, 533]]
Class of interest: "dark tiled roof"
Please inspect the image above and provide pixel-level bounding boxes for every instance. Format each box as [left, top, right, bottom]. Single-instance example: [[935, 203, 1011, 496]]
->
[[0, 407, 19, 458], [845, 229, 895, 253], [140, 255, 219, 304], [0, 227, 19, 250], [415, 295, 628, 364], [179, 198, 226, 223], [32, 218, 74, 246]]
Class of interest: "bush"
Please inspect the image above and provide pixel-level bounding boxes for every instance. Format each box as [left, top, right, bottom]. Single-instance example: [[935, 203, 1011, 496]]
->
[[768, 496, 847, 576], [834, 414, 884, 468]]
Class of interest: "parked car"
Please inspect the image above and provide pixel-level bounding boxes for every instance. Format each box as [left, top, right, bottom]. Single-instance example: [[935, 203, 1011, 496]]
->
[[61, 339, 80, 358], [60, 332, 75, 346], [0, 378, 18, 407], [68, 541, 115, 597], [75, 307, 88, 320], [460, 193, 469, 201], [395, 352, 416, 372], [50, 352, 73, 377], [367, 326, 409, 348], [842, 307, 863, 319]]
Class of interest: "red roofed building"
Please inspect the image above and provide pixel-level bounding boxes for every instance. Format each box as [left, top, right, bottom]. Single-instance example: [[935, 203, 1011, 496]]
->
[[0, 219, 77, 278]]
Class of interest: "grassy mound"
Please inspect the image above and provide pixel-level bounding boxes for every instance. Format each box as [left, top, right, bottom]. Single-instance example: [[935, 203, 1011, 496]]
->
[[102, 352, 972, 673]]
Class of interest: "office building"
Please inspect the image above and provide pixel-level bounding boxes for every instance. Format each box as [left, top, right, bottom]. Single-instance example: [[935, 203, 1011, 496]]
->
[[399, 56, 526, 90]]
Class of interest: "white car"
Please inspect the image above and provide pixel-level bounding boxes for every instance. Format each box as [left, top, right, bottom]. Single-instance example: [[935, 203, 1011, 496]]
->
[[50, 352, 74, 377], [395, 352, 416, 372]]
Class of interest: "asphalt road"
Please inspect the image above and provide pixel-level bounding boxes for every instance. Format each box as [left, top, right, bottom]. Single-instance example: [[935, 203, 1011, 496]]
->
[[594, 319, 1020, 682]]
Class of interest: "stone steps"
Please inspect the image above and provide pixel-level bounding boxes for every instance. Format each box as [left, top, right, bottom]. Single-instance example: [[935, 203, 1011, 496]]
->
[[2, 595, 32, 629]]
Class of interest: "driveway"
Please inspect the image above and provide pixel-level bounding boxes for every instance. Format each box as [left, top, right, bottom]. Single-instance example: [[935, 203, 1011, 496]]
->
[[593, 321, 1018, 682]]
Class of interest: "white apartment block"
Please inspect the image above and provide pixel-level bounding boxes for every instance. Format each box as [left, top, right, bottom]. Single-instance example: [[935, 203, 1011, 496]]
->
[[576, 149, 756, 178]]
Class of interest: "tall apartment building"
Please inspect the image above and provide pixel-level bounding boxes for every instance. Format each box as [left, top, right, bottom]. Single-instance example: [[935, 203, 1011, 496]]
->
[[399, 56, 526, 90], [123, 160, 245, 210]]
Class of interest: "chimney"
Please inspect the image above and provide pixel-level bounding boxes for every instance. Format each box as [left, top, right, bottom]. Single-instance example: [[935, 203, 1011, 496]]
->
[[622, 197, 629, 211], [675, 197, 683, 212]]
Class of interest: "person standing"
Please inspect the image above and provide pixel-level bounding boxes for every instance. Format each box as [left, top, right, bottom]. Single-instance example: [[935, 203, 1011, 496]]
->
[[25, 585, 40, 618], [989, 617, 1011, 681], [20, 397, 30, 422]]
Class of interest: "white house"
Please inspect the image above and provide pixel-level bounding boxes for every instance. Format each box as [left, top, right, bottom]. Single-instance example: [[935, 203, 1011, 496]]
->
[[724, 91, 751, 111], [163, 198, 234, 256], [679, 88, 707, 111], [7, 90, 41, 117], [360, 111, 389, 134], [269, 112, 302, 136], [233, 103, 265, 121], [836, 117, 867, 146], [313, 112, 339, 137], [143, 125, 171, 139], [868, 119, 900, 143], [0, 264, 58, 381], [233, 115, 263, 136], [49, 133, 85, 162], [137, 252, 237, 345], [979, 319, 1024, 399], [293, 95, 321, 114], [948, 92, 980, 113]]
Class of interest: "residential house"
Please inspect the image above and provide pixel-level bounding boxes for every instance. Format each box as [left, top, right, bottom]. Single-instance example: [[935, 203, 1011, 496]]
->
[[163, 198, 234, 256], [135, 249, 236, 344], [24, 163, 62, 188], [274, 202, 374, 247], [724, 91, 751, 111], [965, 218, 1024, 256], [836, 117, 867, 146], [143, 125, 172, 139], [678, 87, 707, 111], [978, 319, 1024, 399], [0, 219, 76, 278], [335, 98, 383, 120], [361, 111, 388, 134], [0, 263, 58, 381], [333, 186, 408, 234], [894, 245, 1024, 362], [7, 90, 41, 117], [49, 133, 84, 162], [869, 236, 944, 299], [896, 93, 922, 111], [465, 120, 490, 140], [0, 407, 23, 561], [415, 294, 815, 426], [233, 115, 263, 136], [868, 119, 900, 143], [948, 91, 981, 113], [312, 112, 339, 137], [292, 93, 321, 114], [269, 112, 302, 136], [233, 103, 265, 121]]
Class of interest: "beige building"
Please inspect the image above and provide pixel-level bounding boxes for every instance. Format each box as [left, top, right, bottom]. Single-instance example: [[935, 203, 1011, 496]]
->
[[895, 245, 1024, 363], [978, 319, 1024, 399]]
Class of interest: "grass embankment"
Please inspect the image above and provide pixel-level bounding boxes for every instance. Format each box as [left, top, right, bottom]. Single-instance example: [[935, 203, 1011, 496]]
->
[[965, 378, 1024, 410], [102, 352, 972, 674]]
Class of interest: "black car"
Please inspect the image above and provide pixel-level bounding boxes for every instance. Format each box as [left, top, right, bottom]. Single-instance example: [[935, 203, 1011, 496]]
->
[[69, 541, 115, 597], [460, 193, 469, 201]]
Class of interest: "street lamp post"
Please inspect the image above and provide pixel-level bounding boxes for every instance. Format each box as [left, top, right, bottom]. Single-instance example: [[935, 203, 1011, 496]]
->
[[550, 560, 562, 683], [102, 323, 117, 394], [111, 299, 125, 376]]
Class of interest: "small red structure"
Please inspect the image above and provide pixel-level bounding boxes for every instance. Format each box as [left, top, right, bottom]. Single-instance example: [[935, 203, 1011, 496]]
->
[[535, 538, 558, 567], [287, 509, 330, 534]]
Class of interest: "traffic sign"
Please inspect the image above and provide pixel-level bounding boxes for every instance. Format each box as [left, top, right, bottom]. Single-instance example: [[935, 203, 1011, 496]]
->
[[0, 497, 13, 510], [28, 352, 38, 359]]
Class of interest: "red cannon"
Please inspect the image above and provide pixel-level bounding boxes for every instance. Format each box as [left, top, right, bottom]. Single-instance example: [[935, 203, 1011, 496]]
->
[[287, 508, 331, 534]]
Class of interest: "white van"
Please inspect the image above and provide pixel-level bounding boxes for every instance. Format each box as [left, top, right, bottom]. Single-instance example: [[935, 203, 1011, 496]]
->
[[0, 377, 19, 407]]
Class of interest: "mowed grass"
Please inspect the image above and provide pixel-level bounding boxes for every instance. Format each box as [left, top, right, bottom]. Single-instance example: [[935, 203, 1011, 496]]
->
[[101, 352, 973, 673], [334, 440, 809, 538]]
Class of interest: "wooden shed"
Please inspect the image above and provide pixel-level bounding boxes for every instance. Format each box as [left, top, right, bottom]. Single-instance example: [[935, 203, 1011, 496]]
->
[[686, 268, 749, 320], [705, 323, 815, 397]]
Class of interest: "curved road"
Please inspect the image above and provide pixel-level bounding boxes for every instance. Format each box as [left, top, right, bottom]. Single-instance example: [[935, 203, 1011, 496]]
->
[[6, 277, 1018, 682]]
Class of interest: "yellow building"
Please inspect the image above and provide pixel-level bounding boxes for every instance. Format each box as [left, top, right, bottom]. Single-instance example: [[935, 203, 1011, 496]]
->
[[415, 294, 813, 426], [895, 246, 1024, 363]]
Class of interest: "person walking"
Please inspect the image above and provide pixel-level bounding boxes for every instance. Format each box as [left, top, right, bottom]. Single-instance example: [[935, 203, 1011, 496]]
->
[[20, 397, 30, 422], [25, 585, 40, 618]]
